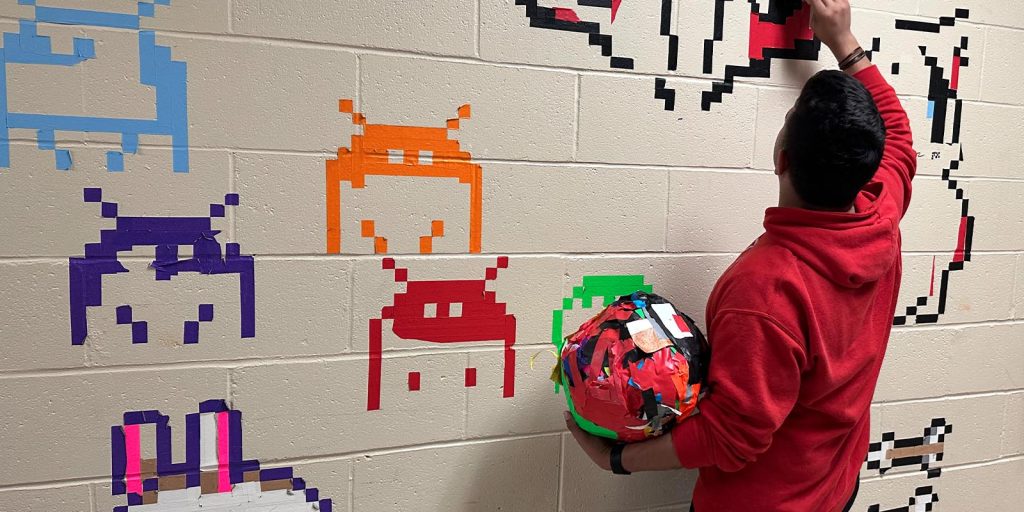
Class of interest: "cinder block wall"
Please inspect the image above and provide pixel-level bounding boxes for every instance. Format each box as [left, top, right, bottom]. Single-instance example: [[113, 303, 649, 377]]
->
[[0, 1, 1021, 511]]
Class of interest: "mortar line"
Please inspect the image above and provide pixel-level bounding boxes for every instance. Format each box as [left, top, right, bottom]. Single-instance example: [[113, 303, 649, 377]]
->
[[474, 0, 481, 59], [572, 73, 581, 162], [556, 432, 566, 512], [3, 249, 1023, 264], [8, 137, 1024, 181], [6, 17, 1024, 110], [228, 151, 236, 241], [5, 445, 1019, 493]]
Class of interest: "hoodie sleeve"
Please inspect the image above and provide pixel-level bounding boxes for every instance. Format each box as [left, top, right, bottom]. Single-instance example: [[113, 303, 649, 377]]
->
[[671, 309, 806, 472], [855, 64, 917, 219]]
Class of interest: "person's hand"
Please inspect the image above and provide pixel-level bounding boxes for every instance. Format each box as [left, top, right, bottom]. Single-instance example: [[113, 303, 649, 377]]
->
[[804, 0, 860, 58], [564, 411, 614, 471]]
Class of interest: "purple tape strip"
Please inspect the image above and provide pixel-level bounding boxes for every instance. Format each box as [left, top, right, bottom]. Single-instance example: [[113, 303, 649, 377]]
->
[[259, 467, 292, 481], [111, 426, 127, 494]]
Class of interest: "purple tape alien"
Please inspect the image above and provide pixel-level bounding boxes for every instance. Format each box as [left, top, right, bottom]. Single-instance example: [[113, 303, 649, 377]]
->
[[69, 188, 255, 345]]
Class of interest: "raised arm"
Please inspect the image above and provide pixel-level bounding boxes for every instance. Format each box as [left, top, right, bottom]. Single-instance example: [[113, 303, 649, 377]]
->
[[806, 0, 917, 217]]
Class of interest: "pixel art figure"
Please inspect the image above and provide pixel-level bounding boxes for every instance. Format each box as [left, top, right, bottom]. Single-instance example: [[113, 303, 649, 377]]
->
[[111, 400, 332, 511], [702, 0, 821, 110], [514, 0, 681, 110], [0, 1, 189, 172], [866, 418, 952, 478], [864, 418, 952, 511], [326, 100, 482, 254], [867, 487, 940, 512], [367, 257, 516, 410], [551, 274, 654, 346], [69, 188, 255, 345], [872, 10, 975, 326]]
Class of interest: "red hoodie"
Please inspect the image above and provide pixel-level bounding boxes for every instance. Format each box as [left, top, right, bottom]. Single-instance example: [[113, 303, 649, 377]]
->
[[671, 65, 916, 511]]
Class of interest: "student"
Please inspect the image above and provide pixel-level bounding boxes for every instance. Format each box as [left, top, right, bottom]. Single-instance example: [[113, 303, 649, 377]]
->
[[565, 1, 916, 510]]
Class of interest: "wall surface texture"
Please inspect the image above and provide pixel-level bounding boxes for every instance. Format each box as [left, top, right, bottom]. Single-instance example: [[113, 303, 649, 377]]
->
[[0, 0, 1022, 511]]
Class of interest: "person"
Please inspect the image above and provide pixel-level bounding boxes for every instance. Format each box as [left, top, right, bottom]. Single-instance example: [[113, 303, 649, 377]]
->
[[564, 0, 916, 510]]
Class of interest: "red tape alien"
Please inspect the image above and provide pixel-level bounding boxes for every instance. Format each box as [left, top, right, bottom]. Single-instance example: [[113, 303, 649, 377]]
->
[[367, 257, 517, 410]]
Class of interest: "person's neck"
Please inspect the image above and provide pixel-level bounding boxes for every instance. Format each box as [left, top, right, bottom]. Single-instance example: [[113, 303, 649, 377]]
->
[[778, 194, 855, 213]]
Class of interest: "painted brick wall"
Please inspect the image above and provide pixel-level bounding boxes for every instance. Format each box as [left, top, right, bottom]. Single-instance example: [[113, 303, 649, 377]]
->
[[0, 1, 1021, 511]]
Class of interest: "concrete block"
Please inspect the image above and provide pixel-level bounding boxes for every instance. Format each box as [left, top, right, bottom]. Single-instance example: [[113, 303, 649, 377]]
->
[[0, 367, 228, 485], [232, 0, 476, 57], [577, 74, 757, 167], [0, 485, 92, 512], [159, 34, 357, 152], [465, 347, 567, 438], [899, 175, 974, 253], [359, 54, 576, 162], [964, 180, 1024, 251], [1015, 256, 1024, 320], [353, 436, 560, 512], [752, 86, 798, 172], [482, 163, 669, 253], [1002, 392, 1024, 458], [86, 257, 352, 365], [876, 323, 1024, 402], [0, 145, 229, 257], [143, 0, 231, 35], [667, 170, 776, 253], [959, 102, 1024, 179], [0, 260, 87, 371], [562, 432, 696, 512], [231, 355, 467, 460], [234, 152, 331, 255], [894, 253, 1017, 325], [940, 458, 1024, 511]]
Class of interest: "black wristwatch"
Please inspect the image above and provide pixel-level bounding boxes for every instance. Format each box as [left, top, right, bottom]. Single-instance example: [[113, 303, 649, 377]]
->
[[610, 443, 631, 475]]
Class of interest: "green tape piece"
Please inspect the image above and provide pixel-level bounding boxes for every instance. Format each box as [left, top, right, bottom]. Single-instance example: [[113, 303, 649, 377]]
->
[[552, 309, 565, 346], [550, 274, 655, 440]]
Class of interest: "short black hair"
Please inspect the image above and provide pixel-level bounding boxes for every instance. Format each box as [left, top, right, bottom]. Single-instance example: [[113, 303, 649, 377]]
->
[[784, 70, 886, 209]]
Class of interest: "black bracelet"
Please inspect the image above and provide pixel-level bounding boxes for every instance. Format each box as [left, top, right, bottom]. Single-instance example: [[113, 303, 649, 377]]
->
[[610, 443, 631, 475], [837, 46, 863, 68]]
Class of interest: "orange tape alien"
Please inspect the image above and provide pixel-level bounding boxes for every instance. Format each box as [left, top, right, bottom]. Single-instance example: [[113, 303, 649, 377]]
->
[[326, 100, 482, 254]]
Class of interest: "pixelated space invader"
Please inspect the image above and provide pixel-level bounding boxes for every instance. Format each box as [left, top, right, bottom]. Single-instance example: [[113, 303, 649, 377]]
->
[[0, 1, 189, 172], [111, 400, 332, 511], [866, 418, 952, 477], [514, 0, 681, 110], [702, 0, 821, 110], [868, 10, 975, 326], [367, 257, 516, 410], [69, 188, 254, 345], [326, 100, 482, 255], [551, 274, 654, 346]]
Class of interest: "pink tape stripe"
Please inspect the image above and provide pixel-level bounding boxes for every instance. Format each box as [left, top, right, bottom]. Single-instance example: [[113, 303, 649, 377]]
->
[[124, 424, 143, 495], [216, 412, 231, 493]]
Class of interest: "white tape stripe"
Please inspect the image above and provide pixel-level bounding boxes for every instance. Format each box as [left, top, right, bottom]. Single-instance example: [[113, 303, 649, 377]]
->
[[200, 412, 218, 470]]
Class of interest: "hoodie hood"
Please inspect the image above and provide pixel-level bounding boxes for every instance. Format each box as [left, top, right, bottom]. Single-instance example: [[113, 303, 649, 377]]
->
[[762, 182, 899, 288]]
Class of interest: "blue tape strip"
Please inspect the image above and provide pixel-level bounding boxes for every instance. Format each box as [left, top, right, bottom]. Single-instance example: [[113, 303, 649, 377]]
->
[[35, 6, 140, 29], [55, 148, 71, 169], [37, 129, 54, 149], [107, 151, 124, 172], [927, 100, 935, 119]]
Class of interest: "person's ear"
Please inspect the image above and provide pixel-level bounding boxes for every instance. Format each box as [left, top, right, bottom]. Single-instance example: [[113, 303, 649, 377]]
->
[[775, 149, 789, 176]]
